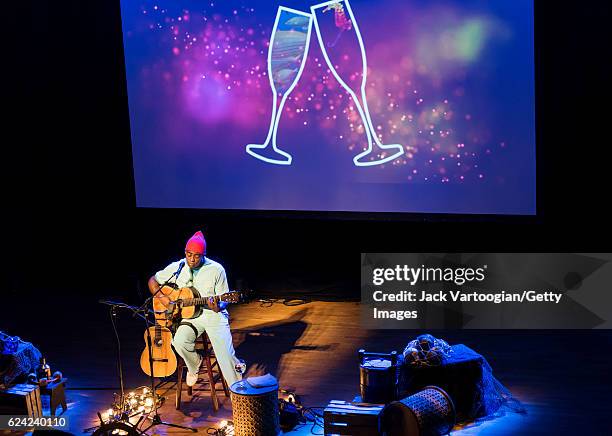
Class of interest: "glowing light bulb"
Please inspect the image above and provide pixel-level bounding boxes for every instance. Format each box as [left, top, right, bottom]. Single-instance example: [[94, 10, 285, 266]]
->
[[129, 391, 135, 397], [220, 420, 227, 428], [142, 388, 149, 394], [144, 397, 153, 407]]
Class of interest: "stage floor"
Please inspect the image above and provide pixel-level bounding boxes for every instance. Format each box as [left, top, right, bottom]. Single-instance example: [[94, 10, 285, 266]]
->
[[4, 298, 611, 435]]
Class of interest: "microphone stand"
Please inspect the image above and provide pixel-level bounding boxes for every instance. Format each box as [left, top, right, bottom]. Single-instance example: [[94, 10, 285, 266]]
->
[[137, 267, 197, 433], [93, 264, 196, 434], [92, 299, 149, 434]]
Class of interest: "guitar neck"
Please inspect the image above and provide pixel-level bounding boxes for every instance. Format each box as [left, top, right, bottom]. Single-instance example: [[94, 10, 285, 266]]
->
[[174, 290, 247, 311], [181, 297, 214, 307], [180, 293, 237, 307]]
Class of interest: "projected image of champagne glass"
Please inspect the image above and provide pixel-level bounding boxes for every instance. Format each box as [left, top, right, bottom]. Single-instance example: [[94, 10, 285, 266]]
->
[[246, 7, 313, 165], [312, 0, 404, 167]]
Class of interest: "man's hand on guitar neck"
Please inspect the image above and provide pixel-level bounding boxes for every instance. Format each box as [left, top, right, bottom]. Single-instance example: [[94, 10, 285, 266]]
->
[[207, 296, 228, 313], [207, 296, 220, 312]]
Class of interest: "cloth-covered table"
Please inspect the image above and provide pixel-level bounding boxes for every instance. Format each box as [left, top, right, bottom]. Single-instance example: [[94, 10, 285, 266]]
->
[[0, 341, 42, 388]]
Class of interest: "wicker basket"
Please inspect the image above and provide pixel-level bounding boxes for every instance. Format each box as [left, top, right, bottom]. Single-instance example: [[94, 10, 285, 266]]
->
[[380, 386, 456, 436], [230, 377, 280, 436]]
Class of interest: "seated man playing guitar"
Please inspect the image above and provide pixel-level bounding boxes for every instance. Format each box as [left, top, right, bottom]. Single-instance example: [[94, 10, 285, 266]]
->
[[148, 231, 243, 387]]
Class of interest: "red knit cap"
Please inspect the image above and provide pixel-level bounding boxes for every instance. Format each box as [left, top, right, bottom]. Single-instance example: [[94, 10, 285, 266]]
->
[[185, 231, 206, 254]]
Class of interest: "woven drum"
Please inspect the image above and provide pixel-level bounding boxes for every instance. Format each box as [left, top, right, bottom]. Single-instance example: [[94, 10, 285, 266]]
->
[[380, 386, 455, 436], [230, 376, 280, 436]]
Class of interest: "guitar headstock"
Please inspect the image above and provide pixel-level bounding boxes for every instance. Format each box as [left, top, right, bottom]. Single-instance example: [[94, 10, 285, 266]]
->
[[220, 289, 254, 304]]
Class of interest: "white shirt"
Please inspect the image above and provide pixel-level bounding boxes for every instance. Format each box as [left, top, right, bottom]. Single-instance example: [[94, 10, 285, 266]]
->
[[155, 256, 230, 322]]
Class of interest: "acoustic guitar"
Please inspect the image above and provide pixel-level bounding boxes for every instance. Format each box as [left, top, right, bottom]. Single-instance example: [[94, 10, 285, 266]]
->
[[139, 323, 177, 377], [152, 286, 251, 328]]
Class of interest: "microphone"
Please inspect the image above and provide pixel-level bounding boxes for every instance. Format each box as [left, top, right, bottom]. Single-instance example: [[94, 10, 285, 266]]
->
[[173, 260, 186, 278]]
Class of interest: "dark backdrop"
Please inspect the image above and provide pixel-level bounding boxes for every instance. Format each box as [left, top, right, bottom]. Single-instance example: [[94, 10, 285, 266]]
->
[[5, 1, 612, 300]]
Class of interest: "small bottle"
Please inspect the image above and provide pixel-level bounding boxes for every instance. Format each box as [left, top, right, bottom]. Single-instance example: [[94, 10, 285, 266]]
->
[[234, 358, 247, 375], [36, 357, 52, 380]]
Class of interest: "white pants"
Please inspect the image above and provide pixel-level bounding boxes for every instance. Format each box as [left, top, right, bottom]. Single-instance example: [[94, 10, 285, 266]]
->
[[172, 310, 242, 387]]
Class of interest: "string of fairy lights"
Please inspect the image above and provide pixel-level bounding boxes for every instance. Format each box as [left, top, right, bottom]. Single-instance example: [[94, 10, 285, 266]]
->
[[98, 386, 163, 426]]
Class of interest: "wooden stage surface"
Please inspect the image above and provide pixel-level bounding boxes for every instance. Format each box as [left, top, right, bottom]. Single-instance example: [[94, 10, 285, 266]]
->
[[4, 300, 611, 435]]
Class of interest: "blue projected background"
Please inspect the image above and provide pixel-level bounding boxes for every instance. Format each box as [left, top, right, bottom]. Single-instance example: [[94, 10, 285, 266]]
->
[[121, 0, 536, 214]]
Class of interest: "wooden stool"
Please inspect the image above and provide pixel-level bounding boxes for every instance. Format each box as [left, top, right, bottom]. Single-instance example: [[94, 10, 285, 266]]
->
[[176, 331, 230, 412]]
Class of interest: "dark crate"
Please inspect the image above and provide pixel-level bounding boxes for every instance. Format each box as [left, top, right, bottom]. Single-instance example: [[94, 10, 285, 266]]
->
[[323, 400, 383, 435], [0, 383, 43, 416]]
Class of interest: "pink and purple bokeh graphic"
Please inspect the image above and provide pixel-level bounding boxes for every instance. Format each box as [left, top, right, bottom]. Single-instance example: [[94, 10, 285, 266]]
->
[[121, 0, 535, 214]]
